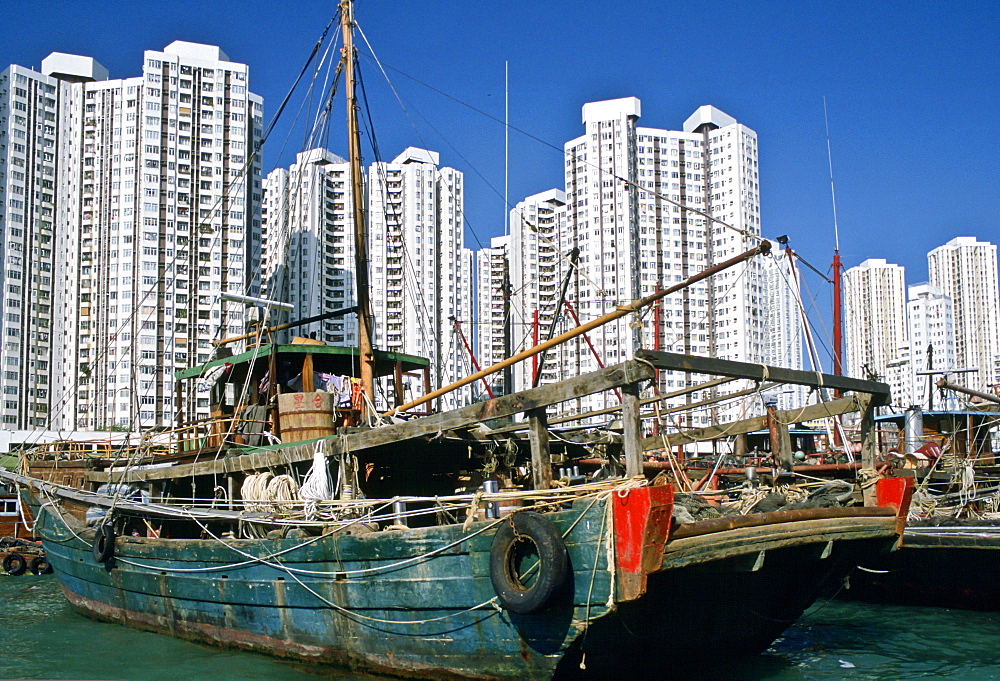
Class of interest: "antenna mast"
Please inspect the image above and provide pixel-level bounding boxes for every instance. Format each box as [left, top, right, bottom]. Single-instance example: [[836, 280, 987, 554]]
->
[[504, 61, 509, 237], [824, 97, 843, 378]]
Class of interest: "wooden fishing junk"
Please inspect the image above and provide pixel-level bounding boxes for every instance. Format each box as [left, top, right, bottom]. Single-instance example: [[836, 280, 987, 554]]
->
[[5, 346, 912, 679]]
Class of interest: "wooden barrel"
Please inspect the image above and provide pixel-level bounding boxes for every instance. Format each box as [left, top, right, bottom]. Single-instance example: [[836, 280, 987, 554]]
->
[[277, 392, 337, 442]]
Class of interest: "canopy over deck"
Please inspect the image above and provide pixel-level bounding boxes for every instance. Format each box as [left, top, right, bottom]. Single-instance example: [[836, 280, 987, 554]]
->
[[875, 411, 1000, 426], [175, 344, 429, 381]]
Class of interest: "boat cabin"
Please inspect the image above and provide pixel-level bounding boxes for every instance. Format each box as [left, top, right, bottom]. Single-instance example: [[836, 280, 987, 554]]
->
[[877, 409, 998, 469], [172, 340, 430, 452]]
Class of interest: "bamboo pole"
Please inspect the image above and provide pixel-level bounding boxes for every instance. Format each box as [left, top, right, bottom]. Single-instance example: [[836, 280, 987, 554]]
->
[[936, 378, 1000, 406], [212, 307, 358, 347]]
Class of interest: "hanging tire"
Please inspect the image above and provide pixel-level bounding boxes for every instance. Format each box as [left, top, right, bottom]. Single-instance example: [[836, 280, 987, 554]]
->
[[29, 555, 52, 575], [489, 511, 568, 614], [3, 552, 27, 576], [92, 524, 115, 563]]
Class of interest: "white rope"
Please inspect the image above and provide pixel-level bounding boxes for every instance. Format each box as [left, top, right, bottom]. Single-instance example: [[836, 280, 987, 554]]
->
[[267, 475, 299, 513], [299, 441, 334, 519], [241, 472, 274, 512]]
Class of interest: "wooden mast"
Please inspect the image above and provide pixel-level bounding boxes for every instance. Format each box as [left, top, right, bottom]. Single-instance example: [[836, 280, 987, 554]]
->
[[341, 0, 375, 413]]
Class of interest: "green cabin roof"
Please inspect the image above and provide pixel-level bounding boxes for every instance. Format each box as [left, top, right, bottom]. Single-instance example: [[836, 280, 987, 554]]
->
[[175, 344, 429, 381]]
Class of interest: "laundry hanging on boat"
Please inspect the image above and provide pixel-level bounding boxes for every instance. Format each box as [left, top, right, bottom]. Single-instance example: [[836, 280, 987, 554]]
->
[[285, 372, 359, 408], [238, 404, 271, 447], [196, 363, 232, 392]]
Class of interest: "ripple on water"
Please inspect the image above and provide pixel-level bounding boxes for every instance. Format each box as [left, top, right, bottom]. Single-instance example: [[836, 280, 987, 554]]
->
[[3, 577, 999, 680]]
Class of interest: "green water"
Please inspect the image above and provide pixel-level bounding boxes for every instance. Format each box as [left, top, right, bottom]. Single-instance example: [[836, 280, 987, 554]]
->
[[2, 575, 999, 680]]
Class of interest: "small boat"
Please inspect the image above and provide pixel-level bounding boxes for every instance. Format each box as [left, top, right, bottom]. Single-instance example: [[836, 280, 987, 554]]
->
[[845, 402, 1000, 610], [1, 475, 50, 576]]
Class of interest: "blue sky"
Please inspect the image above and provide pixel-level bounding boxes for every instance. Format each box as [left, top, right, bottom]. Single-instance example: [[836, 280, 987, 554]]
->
[[3, 1, 998, 343]]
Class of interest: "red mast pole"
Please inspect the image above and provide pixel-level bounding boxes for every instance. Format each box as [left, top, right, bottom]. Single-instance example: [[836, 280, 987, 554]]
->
[[832, 250, 843, 378], [449, 317, 494, 400], [564, 301, 621, 402]]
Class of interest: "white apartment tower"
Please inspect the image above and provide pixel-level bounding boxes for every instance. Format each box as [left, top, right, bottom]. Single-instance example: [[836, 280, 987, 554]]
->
[[505, 97, 766, 421], [508, 189, 574, 391], [40, 43, 263, 430], [474, 235, 509, 398], [368, 148, 473, 410], [927, 237, 1000, 392], [759, 242, 806, 409], [906, 283, 956, 408], [884, 341, 913, 411], [264, 147, 474, 409], [843, 258, 907, 383], [0, 59, 102, 427], [262, 148, 358, 343]]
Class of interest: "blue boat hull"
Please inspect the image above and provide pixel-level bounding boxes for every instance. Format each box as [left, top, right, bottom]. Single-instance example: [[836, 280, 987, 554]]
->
[[29, 489, 900, 680], [844, 525, 1000, 611], [38, 495, 615, 679]]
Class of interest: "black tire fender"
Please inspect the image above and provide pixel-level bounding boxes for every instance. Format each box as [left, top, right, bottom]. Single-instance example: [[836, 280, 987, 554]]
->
[[489, 511, 568, 614], [3, 551, 27, 576], [29, 555, 52, 575], [92, 523, 115, 563]]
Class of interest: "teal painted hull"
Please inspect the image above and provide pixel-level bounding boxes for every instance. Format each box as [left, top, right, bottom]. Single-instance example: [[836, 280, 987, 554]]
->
[[28, 489, 898, 680], [36, 495, 612, 679]]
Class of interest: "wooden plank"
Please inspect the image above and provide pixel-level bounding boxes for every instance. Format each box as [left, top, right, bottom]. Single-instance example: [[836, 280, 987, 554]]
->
[[635, 349, 891, 403], [335, 360, 653, 453], [642, 394, 862, 450], [302, 353, 315, 392], [393, 361, 404, 408], [662, 516, 897, 570], [622, 383, 643, 477], [92, 360, 654, 483], [778, 421, 793, 467], [484, 377, 739, 434], [527, 408, 552, 490], [765, 401, 794, 471], [858, 393, 878, 506]]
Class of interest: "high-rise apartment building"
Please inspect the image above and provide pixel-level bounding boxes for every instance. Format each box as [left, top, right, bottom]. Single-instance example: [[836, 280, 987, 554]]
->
[[3, 43, 263, 431], [474, 235, 509, 398], [0, 58, 100, 428], [884, 340, 913, 411], [263, 147, 474, 410], [759, 242, 806, 409], [843, 258, 907, 383], [368, 148, 472, 409], [570, 99, 766, 420], [262, 148, 357, 343], [491, 98, 772, 422], [885, 283, 957, 411], [905, 283, 956, 408], [927, 237, 1000, 392], [507, 189, 573, 391]]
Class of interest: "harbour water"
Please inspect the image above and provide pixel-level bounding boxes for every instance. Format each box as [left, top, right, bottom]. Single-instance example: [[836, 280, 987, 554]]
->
[[3, 574, 999, 680]]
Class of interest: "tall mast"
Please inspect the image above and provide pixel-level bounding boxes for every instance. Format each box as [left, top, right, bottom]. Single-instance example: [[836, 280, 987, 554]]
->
[[342, 0, 375, 409]]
